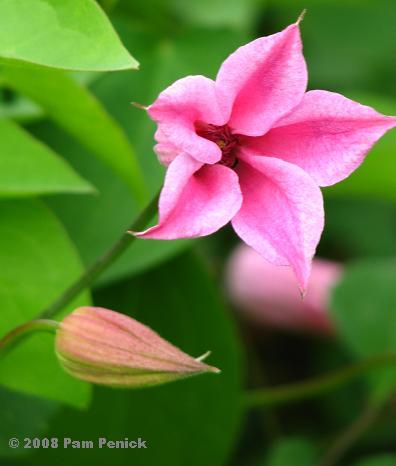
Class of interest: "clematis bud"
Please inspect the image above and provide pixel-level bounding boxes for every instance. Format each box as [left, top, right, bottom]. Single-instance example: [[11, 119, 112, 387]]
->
[[226, 245, 343, 335], [55, 307, 219, 388]]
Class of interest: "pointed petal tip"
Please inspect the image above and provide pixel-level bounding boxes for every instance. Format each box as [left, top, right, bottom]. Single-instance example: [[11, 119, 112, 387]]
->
[[127, 228, 155, 239], [131, 101, 149, 111], [202, 363, 221, 374], [290, 256, 312, 298], [299, 286, 307, 300], [128, 225, 180, 240], [295, 264, 311, 298], [296, 9, 307, 25], [127, 229, 142, 238], [195, 350, 211, 362], [195, 351, 221, 374], [296, 261, 314, 298], [380, 115, 396, 127]]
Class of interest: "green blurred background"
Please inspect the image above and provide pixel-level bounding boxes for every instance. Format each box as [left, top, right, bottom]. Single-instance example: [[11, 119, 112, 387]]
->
[[1, 1, 396, 465]]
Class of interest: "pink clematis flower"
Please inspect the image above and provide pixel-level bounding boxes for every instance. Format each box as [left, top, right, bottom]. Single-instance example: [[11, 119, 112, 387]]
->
[[135, 18, 396, 290]]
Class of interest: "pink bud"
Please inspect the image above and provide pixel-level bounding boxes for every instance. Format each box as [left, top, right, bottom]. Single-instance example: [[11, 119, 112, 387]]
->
[[55, 307, 219, 388], [226, 245, 343, 335]]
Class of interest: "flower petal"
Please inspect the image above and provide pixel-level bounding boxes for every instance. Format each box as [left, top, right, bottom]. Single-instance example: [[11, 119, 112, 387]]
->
[[148, 76, 227, 164], [216, 23, 307, 136], [154, 143, 179, 166], [153, 127, 180, 166], [135, 153, 243, 240], [231, 154, 324, 290], [244, 90, 396, 186]]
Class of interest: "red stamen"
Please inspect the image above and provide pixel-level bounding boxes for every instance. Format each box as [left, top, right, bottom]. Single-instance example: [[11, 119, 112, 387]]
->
[[195, 122, 239, 168]]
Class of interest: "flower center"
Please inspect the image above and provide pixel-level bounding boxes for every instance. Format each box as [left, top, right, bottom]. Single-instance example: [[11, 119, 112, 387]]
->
[[195, 122, 239, 168]]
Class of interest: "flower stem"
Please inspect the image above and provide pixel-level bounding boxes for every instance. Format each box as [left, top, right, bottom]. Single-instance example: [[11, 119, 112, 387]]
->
[[0, 319, 59, 355], [39, 190, 160, 320], [319, 402, 383, 466], [244, 353, 396, 408]]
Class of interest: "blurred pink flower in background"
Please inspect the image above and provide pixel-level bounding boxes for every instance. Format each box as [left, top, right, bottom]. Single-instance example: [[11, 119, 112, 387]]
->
[[226, 244, 343, 335], [136, 18, 396, 291]]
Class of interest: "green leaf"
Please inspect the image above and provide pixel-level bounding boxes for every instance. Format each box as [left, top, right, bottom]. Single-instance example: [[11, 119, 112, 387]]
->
[[330, 260, 396, 403], [21, 252, 243, 466], [0, 118, 93, 197], [3, 26, 248, 286], [0, 387, 59, 458], [0, 199, 91, 408], [0, 0, 138, 71], [30, 121, 189, 285], [0, 93, 43, 123], [102, 21, 250, 192], [1, 63, 147, 203], [326, 93, 396, 202], [350, 455, 396, 466], [265, 437, 318, 466], [27, 25, 248, 284]]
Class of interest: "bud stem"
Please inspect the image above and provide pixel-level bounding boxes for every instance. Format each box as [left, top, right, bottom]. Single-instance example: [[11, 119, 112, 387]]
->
[[0, 191, 160, 358], [0, 319, 59, 355], [39, 190, 160, 320], [244, 352, 396, 408]]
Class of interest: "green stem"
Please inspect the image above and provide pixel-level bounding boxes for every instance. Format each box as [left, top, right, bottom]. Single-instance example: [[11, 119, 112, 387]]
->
[[319, 402, 383, 466], [39, 191, 160, 320], [244, 353, 396, 408], [0, 319, 59, 355]]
